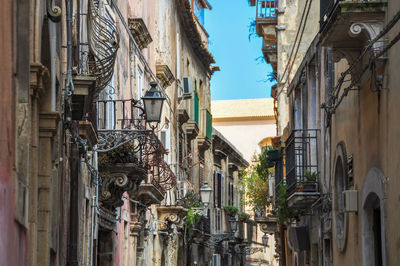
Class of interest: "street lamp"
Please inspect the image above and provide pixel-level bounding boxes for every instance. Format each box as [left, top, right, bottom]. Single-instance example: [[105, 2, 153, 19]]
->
[[229, 216, 238, 233], [199, 182, 212, 208], [141, 81, 166, 124], [262, 234, 269, 246]]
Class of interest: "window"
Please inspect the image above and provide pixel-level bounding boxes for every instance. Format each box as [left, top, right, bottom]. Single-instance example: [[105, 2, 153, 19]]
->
[[333, 141, 348, 252], [213, 172, 223, 208]]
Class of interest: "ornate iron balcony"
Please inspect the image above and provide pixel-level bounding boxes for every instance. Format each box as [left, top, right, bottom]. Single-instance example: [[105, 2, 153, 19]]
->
[[88, 0, 120, 94], [94, 99, 177, 209], [285, 129, 320, 209]]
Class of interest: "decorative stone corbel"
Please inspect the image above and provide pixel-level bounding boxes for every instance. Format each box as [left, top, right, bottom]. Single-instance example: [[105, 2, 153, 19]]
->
[[255, 216, 278, 234], [156, 206, 188, 231], [30, 63, 49, 97], [99, 163, 147, 210], [349, 22, 384, 55], [156, 64, 175, 88]]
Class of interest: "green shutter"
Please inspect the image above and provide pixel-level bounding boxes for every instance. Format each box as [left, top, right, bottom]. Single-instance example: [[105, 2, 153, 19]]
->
[[194, 92, 199, 125], [206, 109, 212, 140]]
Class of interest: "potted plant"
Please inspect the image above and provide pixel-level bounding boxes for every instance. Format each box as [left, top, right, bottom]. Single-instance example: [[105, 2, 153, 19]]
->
[[238, 211, 250, 222], [266, 159, 275, 168], [303, 169, 319, 192], [267, 148, 281, 161], [223, 205, 238, 217]]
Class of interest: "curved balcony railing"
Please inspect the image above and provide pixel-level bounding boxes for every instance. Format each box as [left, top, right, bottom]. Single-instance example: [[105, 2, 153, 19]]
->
[[88, 0, 120, 94]]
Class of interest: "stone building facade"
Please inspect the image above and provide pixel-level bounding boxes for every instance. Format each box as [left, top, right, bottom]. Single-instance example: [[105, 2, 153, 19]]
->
[[259, 1, 400, 266], [0, 0, 226, 266]]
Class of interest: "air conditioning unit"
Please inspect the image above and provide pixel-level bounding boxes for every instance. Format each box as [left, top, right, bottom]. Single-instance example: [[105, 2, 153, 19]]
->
[[343, 190, 358, 213], [182, 77, 193, 98]]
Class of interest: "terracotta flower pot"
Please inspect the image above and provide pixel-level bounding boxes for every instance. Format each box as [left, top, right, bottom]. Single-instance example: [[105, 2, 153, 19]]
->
[[239, 217, 248, 222]]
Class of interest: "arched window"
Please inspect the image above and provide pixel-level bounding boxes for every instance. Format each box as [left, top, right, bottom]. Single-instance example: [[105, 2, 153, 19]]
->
[[332, 141, 348, 252]]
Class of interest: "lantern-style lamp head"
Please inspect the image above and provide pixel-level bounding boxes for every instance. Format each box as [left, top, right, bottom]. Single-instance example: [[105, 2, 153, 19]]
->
[[142, 81, 166, 123], [262, 234, 269, 246], [200, 182, 212, 207], [229, 217, 238, 233]]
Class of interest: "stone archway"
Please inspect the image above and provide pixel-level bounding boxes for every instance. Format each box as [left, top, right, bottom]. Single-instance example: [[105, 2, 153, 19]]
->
[[361, 167, 387, 266]]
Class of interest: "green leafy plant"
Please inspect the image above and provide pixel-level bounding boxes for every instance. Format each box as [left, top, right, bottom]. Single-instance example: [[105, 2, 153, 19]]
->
[[239, 147, 275, 212], [273, 182, 296, 225], [185, 208, 201, 235], [304, 169, 319, 183], [238, 211, 250, 221], [256, 147, 275, 180], [223, 205, 239, 215]]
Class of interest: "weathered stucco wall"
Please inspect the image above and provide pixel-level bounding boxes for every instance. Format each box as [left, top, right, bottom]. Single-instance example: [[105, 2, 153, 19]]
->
[[0, 1, 27, 265], [213, 119, 276, 162], [276, 0, 320, 135], [328, 2, 400, 265]]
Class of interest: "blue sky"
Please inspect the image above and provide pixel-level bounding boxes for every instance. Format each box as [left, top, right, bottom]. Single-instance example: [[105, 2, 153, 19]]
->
[[205, 0, 274, 100]]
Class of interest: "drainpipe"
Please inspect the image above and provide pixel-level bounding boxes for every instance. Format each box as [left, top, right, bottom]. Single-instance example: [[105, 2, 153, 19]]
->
[[49, 20, 56, 111], [65, 0, 75, 102], [90, 148, 99, 266]]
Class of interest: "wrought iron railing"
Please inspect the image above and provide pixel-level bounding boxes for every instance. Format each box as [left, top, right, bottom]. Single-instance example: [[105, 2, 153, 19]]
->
[[96, 99, 146, 131], [195, 215, 211, 235], [94, 99, 177, 193], [274, 157, 284, 205], [88, 0, 120, 94], [285, 129, 319, 197], [256, 0, 277, 19]]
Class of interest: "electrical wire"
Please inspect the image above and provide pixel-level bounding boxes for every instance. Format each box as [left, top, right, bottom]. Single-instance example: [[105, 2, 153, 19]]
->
[[324, 8, 400, 115], [279, 0, 312, 85], [332, 29, 400, 113]]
